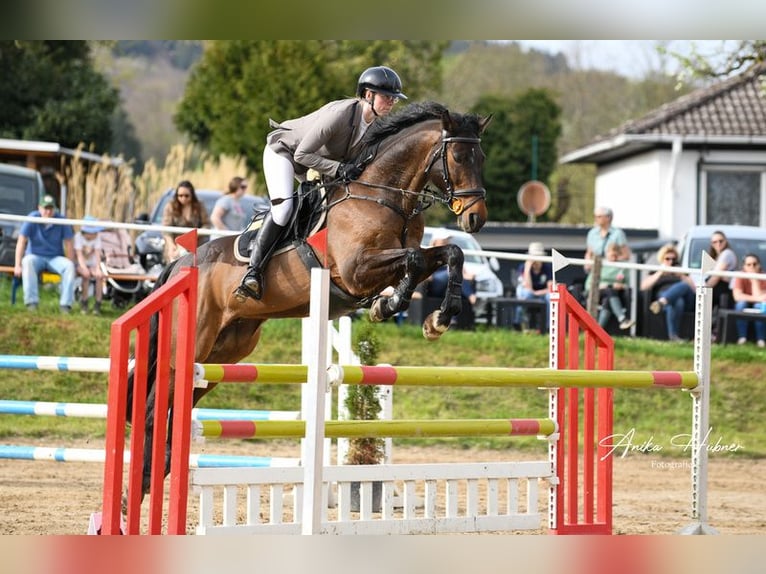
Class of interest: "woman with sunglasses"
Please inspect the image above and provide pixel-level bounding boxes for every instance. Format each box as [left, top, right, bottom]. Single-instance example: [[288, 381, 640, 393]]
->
[[644, 243, 695, 341], [706, 230, 738, 308], [236, 66, 407, 301], [731, 253, 766, 347], [161, 180, 211, 262]]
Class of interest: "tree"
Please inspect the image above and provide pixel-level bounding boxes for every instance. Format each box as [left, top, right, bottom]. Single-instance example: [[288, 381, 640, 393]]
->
[[0, 41, 120, 152], [662, 40, 766, 81], [174, 40, 447, 175], [471, 89, 562, 222]]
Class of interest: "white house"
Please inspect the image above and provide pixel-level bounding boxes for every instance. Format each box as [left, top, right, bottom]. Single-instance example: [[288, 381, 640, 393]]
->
[[560, 63, 766, 241]]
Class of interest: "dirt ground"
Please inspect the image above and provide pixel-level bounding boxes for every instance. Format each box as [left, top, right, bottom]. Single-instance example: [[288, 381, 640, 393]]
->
[[1, 439, 763, 535]]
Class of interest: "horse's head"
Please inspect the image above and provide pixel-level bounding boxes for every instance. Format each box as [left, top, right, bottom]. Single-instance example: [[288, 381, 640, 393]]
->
[[429, 109, 492, 233]]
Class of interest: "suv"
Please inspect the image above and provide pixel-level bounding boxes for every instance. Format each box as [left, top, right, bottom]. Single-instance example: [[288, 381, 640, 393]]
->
[[421, 226, 504, 320], [0, 164, 46, 267], [134, 188, 269, 271], [676, 224, 766, 271]]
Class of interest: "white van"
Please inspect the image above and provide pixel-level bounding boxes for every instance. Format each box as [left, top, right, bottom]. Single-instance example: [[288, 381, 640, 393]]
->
[[421, 226, 504, 320], [0, 164, 46, 267]]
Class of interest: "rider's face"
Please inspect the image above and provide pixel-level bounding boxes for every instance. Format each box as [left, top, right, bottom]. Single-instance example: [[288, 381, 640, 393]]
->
[[368, 91, 397, 115]]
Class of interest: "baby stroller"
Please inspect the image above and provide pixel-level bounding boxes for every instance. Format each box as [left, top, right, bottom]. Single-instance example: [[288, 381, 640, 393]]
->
[[99, 227, 152, 308]]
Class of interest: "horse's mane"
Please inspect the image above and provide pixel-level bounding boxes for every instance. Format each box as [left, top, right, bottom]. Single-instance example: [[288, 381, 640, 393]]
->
[[355, 101, 482, 165], [361, 101, 447, 147], [357, 102, 486, 165]]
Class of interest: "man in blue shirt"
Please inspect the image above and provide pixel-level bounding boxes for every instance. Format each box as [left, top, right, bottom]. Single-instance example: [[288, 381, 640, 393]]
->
[[14, 195, 76, 313]]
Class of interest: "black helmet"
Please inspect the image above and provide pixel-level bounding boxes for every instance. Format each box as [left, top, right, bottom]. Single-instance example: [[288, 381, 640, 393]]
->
[[356, 66, 408, 100]]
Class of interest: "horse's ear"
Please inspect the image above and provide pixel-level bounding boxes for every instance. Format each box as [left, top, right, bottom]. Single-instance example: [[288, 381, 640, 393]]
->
[[479, 114, 493, 134], [440, 109, 456, 132]]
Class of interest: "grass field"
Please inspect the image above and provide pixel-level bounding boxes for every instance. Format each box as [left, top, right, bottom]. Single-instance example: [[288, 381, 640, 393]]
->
[[1, 274, 764, 458]]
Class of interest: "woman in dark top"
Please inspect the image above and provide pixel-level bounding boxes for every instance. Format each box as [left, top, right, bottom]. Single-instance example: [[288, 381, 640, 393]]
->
[[641, 244, 691, 341]]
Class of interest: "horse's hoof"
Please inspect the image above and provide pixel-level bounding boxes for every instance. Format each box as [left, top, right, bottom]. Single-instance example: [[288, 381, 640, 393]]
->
[[369, 299, 384, 322], [422, 311, 448, 340]]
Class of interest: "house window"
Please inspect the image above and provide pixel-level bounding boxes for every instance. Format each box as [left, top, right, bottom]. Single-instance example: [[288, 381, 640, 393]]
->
[[703, 169, 764, 226]]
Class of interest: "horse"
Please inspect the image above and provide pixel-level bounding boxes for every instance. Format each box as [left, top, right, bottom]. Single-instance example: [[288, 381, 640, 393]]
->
[[128, 100, 492, 497]]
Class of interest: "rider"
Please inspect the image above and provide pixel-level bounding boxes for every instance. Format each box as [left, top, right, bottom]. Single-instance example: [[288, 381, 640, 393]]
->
[[237, 65, 407, 300]]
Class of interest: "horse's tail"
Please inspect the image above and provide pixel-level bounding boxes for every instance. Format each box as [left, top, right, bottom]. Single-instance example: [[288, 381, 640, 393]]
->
[[125, 259, 180, 422]]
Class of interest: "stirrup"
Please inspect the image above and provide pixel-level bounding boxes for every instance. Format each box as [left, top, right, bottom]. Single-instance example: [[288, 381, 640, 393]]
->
[[234, 270, 263, 301]]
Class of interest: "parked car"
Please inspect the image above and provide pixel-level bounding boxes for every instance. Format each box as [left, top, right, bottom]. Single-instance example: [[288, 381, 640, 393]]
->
[[421, 226, 504, 321], [676, 224, 766, 271], [0, 164, 46, 267], [134, 189, 269, 272]]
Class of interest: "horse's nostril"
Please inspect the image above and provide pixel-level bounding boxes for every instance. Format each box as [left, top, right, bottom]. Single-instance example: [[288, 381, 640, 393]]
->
[[467, 213, 485, 231]]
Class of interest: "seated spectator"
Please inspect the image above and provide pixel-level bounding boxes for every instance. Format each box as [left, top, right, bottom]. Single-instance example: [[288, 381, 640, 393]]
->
[[585, 242, 634, 330], [514, 241, 552, 332], [74, 216, 105, 315], [645, 244, 695, 342], [731, 253, 766, 347], [706, 230, 738, 310], [14, 195, 76, 313], [161, 180, 211, 262]]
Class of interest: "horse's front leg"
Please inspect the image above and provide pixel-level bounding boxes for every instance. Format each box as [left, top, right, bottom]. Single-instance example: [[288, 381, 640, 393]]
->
[[422, 244, 465, 340], [369, 248, 425, 322]]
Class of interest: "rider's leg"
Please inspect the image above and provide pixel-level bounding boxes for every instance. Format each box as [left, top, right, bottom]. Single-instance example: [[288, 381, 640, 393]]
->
[[238, 146, 294, 299], [240, 213, 285, 299]]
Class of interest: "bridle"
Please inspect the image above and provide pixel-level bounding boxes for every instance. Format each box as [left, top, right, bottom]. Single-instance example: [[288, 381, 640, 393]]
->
[[424, 131, 486, 215], [322, 127, 486, 223]]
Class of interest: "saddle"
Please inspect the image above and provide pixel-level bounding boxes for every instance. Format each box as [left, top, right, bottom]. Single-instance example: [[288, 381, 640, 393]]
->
[[233, 181, 364, 312], [234, 180, 327, 263]]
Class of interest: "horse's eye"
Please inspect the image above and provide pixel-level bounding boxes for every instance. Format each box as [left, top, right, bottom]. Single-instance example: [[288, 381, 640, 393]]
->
[[451, 147, 474, 165]]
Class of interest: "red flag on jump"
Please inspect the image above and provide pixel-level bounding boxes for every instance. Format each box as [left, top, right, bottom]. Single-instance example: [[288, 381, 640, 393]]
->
[[175, 229, 198, 255]]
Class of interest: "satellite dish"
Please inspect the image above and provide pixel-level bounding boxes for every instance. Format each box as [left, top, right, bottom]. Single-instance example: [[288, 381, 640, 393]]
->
[[517, 180, 551, 222]]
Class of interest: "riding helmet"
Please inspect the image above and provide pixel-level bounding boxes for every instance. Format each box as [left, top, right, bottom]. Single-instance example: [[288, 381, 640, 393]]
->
[[356, 66, 408, 100]]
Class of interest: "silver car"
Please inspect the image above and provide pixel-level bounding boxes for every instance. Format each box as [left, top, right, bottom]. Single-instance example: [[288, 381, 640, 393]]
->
[[676, 224, 766, 271]]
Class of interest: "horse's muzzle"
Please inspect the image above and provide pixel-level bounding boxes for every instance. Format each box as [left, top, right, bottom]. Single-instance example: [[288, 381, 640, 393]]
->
[[459, 212, 486, 233]]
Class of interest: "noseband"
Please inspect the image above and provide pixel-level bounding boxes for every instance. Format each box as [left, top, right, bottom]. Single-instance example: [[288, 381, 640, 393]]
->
[[425, 132, 486, 215]]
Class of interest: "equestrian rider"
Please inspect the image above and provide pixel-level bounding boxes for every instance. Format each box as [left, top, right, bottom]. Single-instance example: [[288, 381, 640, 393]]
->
[[237, 65, 407, 300]]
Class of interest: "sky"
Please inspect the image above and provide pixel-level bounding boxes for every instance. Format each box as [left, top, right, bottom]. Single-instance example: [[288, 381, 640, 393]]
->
[[516, 40, 734, 79]]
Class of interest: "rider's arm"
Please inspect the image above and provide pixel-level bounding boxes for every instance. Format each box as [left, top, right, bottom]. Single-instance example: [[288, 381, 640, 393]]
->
[[293, 104, 352, 176]]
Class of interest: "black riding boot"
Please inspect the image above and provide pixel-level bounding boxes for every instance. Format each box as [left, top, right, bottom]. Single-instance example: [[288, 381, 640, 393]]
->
[[237, 213, 285, 300]]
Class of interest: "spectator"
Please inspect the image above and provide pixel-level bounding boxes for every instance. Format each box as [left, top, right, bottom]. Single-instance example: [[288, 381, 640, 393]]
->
[[211, 176, 249, 232], [161, 180, 211, 261], [706, 230, 738, 309], [514, 241, 552, 332], [731, 253, 766, 347], [13, 195, 76, 313], [585, 242, 634, 330], [584, 206, 631, 272], [646, 244, 696, 342], [74, 215, 105, 315]]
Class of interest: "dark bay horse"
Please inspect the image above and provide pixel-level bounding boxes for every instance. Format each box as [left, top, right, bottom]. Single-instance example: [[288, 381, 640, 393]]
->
[[130, 101, 492, 496]]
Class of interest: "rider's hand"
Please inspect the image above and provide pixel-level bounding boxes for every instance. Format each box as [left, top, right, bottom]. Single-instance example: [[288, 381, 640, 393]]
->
[[336, 162, 363, 181]]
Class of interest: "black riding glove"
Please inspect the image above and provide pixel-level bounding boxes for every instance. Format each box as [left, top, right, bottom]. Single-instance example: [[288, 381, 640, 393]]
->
[[336, 162, 363, 181]]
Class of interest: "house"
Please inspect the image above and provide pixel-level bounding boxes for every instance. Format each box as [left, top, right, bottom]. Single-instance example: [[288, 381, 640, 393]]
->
[[560, 63, 766, 242]]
